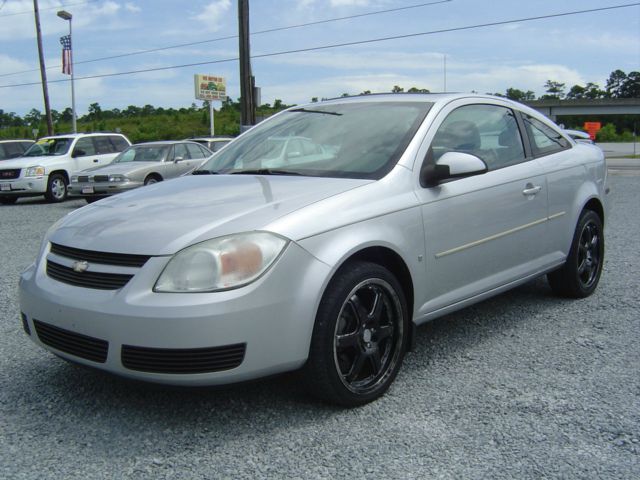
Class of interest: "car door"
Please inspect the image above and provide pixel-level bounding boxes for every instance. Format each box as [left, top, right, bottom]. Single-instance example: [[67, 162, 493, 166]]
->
[[170, 143, 195, 176], [414, 101, 549, 316], [70, 137, 100, 171], [92, 135, 121, 166]]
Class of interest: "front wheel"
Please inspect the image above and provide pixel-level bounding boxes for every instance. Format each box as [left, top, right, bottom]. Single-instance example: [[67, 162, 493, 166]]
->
[[44, 173, 68, 203], [548, 209, 604, 298], [304, 261, 409, 406]]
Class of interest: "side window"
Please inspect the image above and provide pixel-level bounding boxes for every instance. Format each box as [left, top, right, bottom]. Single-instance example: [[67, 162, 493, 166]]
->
[[173, 144, 190, 160], [73, 137, 96, 156], [94, 136, 115, 154], [431, 104, 526, 171], [199, 145, 213, 156], [109, 136, 130, 152], [186, 143, 206, 159], [5, 142, 24, 158], [523, 114, 570, 157], [285, 139, 303, 158]]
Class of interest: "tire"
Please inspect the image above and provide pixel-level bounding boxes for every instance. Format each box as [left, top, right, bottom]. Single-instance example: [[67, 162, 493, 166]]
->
[[548, 209, 604, 298], [144, 175, 161, 185], [44, 173, 68, 203], [303, 261, 409, 406], [0, 196, 18, 205]]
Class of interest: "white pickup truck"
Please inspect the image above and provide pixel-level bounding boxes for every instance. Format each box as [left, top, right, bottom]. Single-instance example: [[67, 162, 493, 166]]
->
[[0, 132, 131, 204]]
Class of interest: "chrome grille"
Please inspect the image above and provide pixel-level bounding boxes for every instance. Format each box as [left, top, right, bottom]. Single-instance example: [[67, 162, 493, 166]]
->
[[93, 175, 109, 182]]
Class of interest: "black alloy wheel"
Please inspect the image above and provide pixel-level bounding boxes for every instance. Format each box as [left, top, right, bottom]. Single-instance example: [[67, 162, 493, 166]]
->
[[548, 209, 604, 298], [304, 261, 408, 406]]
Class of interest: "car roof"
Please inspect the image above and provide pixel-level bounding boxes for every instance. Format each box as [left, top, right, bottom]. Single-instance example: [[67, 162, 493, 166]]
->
[[0, 139, 34, 143], [188, 137, 233, 141], [131, 141, 201, 146], [38, 132, 127, 140]]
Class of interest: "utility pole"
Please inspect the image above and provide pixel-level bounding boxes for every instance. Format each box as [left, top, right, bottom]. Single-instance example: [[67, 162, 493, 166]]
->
[[33, 0, 54, 136], [238, 0, 255, 130]]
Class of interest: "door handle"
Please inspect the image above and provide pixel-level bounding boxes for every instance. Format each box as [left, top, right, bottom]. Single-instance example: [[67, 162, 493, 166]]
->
[[522, 184, 542, 196], [93, 159, 99, 163]]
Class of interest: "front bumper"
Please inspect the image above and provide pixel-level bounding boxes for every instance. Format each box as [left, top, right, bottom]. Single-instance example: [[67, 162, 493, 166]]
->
[[19, 241, 330, 386], [68, 180, 142, 197], [0, 176, 47, 196]]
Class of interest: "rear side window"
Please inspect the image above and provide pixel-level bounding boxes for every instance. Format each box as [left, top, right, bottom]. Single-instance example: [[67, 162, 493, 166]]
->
[[186, 143, 207, 159], [523, 114, 570, 157], [94, 136, 115, 154], [109, 136, 129, 152], [173, 144, 190, 160]]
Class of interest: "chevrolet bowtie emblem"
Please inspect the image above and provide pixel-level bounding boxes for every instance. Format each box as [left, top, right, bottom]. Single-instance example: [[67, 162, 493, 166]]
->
[[72, 261, 89, 273]]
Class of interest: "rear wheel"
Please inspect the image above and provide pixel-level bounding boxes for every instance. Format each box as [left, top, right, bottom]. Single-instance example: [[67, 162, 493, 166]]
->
[[0, 196, 18, 205], [548, 209, 604, 298], [304, 261, 409, 406], [44, 173, 67, 203]]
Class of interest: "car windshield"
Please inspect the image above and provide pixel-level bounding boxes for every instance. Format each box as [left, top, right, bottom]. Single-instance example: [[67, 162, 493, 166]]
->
[[115, 145, 169, 163], [197, 101, 432, 179], [23, 138, 73, 157]]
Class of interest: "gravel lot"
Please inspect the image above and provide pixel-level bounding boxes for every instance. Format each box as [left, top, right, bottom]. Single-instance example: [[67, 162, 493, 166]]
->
[[1, 175, 638, 479]]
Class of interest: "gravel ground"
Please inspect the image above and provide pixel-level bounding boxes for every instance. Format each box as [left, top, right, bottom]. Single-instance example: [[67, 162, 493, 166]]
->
[[1, 176, 638, 479]]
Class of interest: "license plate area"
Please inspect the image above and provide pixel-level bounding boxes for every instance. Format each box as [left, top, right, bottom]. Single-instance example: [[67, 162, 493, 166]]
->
[[82, 186, 95, 194]]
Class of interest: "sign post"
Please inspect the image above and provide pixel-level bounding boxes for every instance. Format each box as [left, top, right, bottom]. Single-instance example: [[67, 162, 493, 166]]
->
[[194, 74, 227, 136]]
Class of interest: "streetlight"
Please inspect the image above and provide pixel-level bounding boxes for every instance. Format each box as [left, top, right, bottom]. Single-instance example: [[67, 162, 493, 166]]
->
[[57, 9, 76, 133]]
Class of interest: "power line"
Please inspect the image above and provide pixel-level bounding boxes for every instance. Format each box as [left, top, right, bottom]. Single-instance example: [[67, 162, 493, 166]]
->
[[0, 0, 94, 17], [0, 0, 452, 78], [1, 2, 638, 90]]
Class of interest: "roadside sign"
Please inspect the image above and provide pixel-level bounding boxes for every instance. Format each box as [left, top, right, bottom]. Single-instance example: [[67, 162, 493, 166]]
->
[[194, 74, 226, 101], [583, 122, 602, 141]]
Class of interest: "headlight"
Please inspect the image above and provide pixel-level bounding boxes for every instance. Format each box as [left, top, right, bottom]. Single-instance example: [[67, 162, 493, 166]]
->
[[109, 174, 127, 182], [25, 166, 45, 177], [154, 232, 288, 293]]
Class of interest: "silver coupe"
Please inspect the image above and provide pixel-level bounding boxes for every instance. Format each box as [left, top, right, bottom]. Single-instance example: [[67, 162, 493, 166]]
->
[[19, 94, 608, 406]]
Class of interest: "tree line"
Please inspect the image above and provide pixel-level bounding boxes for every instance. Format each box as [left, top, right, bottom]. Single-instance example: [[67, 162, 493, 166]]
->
[[0, 69, 637, 143]]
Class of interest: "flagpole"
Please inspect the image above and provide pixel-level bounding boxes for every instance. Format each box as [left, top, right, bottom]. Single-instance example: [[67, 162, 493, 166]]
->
[[58, 10, 76, 133]]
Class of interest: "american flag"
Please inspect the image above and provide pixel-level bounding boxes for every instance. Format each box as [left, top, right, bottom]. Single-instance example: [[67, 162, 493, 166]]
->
[[60, 35, 72, 75]]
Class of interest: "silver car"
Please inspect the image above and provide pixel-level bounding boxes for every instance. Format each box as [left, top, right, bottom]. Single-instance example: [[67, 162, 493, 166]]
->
[[19, 94, 608, 406], [68, 141, 213, 202]]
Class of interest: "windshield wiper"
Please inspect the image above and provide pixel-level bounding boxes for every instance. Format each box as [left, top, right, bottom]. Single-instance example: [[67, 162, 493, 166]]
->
[[229, 169, 303, 176], [290, 107, 342, 116], [192, 169, 220, 175]]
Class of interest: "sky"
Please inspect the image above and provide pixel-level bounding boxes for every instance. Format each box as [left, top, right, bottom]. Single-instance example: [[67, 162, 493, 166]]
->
[[0, 0, 639, 116]]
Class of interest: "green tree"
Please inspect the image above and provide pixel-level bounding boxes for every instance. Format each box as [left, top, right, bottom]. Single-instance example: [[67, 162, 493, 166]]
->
[[540, 80, 565, 99], [505, 88, 535, 101], [391, 85, 404, 93], [606, 69, 627, 97]]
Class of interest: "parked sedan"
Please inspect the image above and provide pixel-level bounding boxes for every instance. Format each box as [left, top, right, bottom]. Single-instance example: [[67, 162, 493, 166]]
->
[[68, 141, 213, 202], [19, 94, 608, 406], [187, 136, 233, 152]]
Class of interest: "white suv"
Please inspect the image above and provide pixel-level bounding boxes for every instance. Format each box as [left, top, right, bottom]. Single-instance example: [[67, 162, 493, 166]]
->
[[0, 132, 131, 204]]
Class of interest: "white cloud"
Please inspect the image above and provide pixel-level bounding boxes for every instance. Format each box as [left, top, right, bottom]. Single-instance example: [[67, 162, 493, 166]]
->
[[124, 3, 142, 14], [330, 0, 372, 6], [192, 0, 232, 32]]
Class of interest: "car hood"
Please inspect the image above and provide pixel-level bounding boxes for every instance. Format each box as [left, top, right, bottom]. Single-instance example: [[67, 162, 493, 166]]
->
[[78, 162, 160, 175], [51, 175, 372, 255], [0, 155, 63, 168]]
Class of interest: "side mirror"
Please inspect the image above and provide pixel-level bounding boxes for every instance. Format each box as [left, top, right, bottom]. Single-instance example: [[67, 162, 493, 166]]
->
[[72, 149, 86, 158], [174, 156, 184, 163], [420, 151, 487, 187]]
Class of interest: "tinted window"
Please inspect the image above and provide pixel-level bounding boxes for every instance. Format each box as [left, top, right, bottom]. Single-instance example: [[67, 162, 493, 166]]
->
[[110, 136, 129, 151], [94, 136, 114, 154], [211, 141, 229, 152], [73, 137, 96, 156], [523, 114, 570, 157], [114, 145, 169, 162], [0, 142, 24, 159], [431, 104, 525, 170]]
